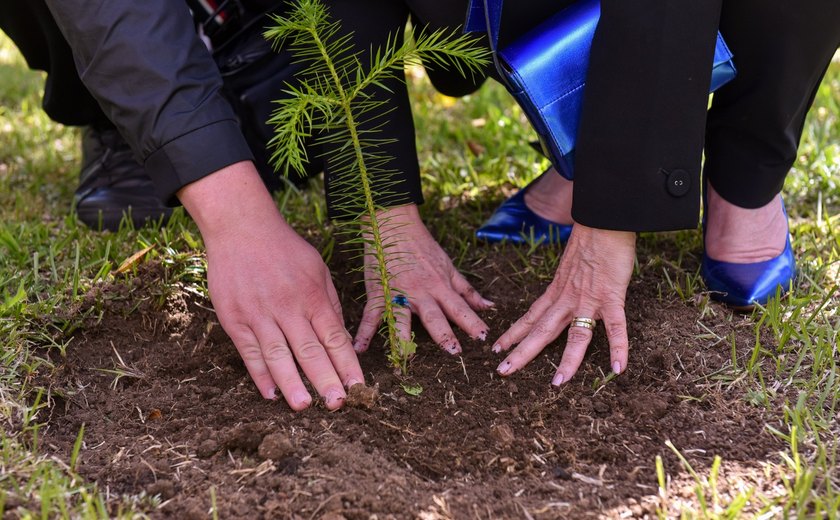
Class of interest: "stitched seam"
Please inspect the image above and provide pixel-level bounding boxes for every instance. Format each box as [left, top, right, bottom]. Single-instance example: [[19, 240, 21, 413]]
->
[[513, 70, 584, 153]]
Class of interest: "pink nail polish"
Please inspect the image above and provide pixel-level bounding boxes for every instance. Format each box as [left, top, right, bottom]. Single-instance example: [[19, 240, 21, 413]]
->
[[612, 362, 622, 375], [552, 373, 565, 386], [497, 361, 512, 375], [492, 344, 501, 354], [478, 330, 488, 342], [325, 390, 344, 407]]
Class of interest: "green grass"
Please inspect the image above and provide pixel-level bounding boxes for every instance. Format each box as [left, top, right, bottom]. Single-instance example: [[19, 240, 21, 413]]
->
[[1, 27, 839, 518]]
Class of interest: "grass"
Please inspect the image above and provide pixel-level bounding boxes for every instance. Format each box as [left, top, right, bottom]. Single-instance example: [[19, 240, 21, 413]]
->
[[1, 27, 838, 518]]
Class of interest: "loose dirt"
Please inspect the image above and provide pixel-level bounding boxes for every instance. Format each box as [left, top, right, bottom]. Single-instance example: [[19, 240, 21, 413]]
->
[[36, 238, 783, 519]]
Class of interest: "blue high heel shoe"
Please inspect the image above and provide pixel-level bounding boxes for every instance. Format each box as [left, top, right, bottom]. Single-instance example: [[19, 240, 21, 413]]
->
[[701, 198, 796, 309], [476, 173, 573, 245]]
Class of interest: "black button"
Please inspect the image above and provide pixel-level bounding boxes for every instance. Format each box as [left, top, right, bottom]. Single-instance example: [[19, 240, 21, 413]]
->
[[665, 169, 691, 197]]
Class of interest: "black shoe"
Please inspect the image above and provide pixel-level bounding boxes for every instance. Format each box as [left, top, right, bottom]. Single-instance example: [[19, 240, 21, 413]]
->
[[74, 125, 173, 231]]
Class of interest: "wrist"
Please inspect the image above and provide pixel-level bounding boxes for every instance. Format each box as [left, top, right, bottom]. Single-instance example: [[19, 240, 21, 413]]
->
[[573, 223, 636, 249], [177, 161, 289, 239]]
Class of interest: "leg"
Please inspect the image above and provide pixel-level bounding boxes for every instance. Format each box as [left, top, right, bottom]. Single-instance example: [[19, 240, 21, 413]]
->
[[704, 0, 840, 262], [0, 1, 173, 230], [320, 0, 422, 218], [0, 1, 106, 125]]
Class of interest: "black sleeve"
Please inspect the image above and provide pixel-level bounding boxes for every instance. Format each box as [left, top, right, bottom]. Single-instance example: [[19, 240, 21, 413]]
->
[[571, 0, 722, 231], [43, 0, 254, 205]]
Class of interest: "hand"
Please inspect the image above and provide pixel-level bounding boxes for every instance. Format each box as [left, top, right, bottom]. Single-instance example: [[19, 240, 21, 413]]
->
[[178, 162, 364, 411], [353, 204, 494, 355], [493, 224, 635, 385]]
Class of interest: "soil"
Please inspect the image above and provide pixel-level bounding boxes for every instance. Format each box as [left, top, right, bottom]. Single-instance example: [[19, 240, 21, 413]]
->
[[33, 237, 784, 519]]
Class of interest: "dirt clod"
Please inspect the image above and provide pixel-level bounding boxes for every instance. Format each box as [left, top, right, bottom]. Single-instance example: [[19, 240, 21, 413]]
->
[[257, 433, 294, 461], [196, 439, 219, 459], [345, 383, 380, 409], [146, 479, 176, 500]]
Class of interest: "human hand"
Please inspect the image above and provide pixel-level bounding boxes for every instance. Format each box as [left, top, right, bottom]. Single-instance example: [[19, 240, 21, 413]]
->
[[178, 162, 364, 411], [353, 204, 494, 355], [493, 224, 635, 385]]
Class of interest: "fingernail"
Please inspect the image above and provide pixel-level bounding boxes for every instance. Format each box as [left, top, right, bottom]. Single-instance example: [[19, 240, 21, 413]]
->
[[446, 343, 461, 355], [481, 298, 495, 308], [477, 330, 488, 342], [497, 360, 512, 375], [325, 390, 345, 407], [612, 362, 622, 375], [294, 392, 312, 407], [352, 341, 363, 352], [492, 343, 502, 354], [551, 373, 565, 386], [346, 378, 362, 389]]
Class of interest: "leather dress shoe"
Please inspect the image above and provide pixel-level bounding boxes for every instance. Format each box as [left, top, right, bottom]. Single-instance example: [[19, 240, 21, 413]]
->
[[74, 125, 173, 231], [476, 172, 573, 245], [701, 199, 796, 309]]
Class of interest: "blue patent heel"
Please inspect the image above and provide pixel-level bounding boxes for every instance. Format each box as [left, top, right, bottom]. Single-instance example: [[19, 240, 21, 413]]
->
[[476, 172, 573, 245], [701, 199, 796, 309]]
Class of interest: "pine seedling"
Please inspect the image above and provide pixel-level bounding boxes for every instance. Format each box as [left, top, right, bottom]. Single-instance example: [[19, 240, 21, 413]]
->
[[265, 0, 489, 371]]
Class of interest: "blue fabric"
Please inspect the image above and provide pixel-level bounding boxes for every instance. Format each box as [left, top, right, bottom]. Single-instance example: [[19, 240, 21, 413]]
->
[[466, 0, 737, 179]]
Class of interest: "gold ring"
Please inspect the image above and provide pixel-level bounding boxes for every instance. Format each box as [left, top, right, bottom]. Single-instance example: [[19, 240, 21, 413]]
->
[[570, 317, 596, 331]]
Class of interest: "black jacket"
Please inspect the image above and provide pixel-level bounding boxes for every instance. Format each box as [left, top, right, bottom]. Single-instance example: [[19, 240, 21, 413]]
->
[[44, 0, 254, 205]]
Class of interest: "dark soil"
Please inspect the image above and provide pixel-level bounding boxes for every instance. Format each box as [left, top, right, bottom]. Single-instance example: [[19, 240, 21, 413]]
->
[[38, 242, 782, 519]]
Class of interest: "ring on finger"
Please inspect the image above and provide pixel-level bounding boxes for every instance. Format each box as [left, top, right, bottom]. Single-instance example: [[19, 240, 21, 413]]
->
[[391, 295, 410, 308], [570, 316, 596, 331]]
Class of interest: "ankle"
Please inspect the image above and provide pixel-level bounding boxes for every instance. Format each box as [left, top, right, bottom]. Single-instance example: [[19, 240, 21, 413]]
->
[[522, 168, 573, 224], [705, 188, 788, 263]]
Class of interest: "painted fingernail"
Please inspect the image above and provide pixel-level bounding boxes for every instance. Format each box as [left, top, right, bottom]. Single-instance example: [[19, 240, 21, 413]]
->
[[551, 373, 565, 387], [492, 343, 502, 354], [352, 341, 363, 352], [497, 360, 512, 375], [293, 392, 312, 408], [446, 343, 461, 355], [325, 390, 345, 407], [477, 330, 488, 342], [612, 362, 622, 375]]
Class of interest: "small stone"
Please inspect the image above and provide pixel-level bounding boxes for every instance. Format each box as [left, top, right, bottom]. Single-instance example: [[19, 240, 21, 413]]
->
[[345, 383, 380, 409], [258, 433, 295, 461], [593, 400, 610, 415], [490, 423, 516, 446], [552, 466, 572, 480]]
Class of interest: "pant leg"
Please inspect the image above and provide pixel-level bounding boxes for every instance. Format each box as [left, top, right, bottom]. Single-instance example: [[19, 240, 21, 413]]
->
[[408, 0, 488, 98], [0, 0, 107, 126], [704, 0, 840, 208], [321, 0, 420, 219]]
